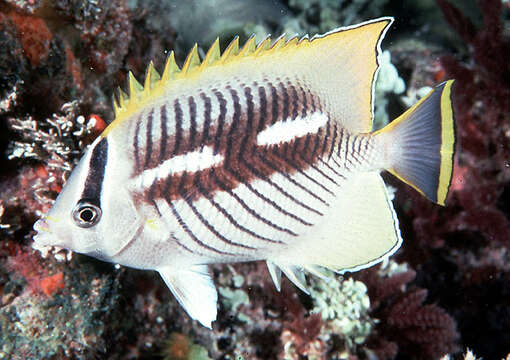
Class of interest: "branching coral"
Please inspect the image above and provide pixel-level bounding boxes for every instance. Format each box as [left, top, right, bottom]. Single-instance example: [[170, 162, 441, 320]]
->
[[309, 276, 373, 351], [279, 283, 324, 359], [6, 101, 101, 219], [356, 262, 459, 359]]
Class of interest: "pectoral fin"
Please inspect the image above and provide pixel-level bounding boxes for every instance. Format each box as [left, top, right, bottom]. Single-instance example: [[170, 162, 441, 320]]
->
[[158, 264, 218, 328]]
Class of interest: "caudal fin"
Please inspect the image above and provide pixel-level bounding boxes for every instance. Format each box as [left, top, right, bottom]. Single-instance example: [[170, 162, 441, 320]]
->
[[375, 80, 455, 205]]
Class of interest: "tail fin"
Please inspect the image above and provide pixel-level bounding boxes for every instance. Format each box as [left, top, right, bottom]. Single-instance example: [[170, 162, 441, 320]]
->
[[374, 80, 455, 205]]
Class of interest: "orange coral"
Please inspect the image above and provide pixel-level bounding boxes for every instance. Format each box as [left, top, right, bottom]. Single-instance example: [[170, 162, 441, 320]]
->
[[40, 272, 65, 296]]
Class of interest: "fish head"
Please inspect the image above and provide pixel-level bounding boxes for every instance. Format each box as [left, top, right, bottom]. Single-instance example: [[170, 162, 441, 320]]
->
[[33, 154, 102, 255], [33, 137, 141, 262]]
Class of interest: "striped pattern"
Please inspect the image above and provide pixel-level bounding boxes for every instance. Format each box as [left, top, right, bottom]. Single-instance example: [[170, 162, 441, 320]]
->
[[124, 77, 376, 258], [81, 137, 109, 205]]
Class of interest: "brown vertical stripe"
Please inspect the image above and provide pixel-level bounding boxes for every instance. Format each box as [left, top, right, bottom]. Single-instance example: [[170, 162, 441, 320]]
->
[[188, 96, 197, 150], [144, 109, 154, 169], [159, 105, 168, 162]]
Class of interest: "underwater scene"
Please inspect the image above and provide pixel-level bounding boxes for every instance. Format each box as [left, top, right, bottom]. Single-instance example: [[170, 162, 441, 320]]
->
[[0, 0, 509, 359]]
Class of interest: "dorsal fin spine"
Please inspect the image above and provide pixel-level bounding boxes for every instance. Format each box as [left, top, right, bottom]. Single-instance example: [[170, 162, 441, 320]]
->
[[285, 36, 299, 48], [220, 36, 239, 64], [118, 88, 128, 109], [112, 94, 120, 117], [144, 61, 161, 93], [254, 36, 271, 56], [161, 51, 180, 83], [180, 44, 201, 75], [200, 38, 221, 69], [128, 71, 143, 99], [238, 35, 256, 56], [267, 35, 286, 55]]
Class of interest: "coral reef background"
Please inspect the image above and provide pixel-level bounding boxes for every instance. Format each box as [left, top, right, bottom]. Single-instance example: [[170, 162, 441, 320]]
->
[[0, 0, 509, 359]]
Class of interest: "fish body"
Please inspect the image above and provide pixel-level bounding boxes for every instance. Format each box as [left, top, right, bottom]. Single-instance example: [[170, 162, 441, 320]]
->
[[33, 18, 455, 328]]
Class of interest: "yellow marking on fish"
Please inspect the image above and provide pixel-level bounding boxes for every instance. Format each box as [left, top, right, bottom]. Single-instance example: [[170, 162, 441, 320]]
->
[[146, 219, 159, 230], [437, 80, 455, 205]]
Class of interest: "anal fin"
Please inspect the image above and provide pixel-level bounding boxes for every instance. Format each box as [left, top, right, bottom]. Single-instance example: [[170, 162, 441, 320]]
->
[[270, 172, 402, 273], [267, 260, 309, 294], [266, 260, 282, 292], [158, 264, 218, 328]]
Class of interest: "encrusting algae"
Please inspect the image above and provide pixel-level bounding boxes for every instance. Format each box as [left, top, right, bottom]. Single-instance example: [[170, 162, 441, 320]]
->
[[32, 17, 455, 328]]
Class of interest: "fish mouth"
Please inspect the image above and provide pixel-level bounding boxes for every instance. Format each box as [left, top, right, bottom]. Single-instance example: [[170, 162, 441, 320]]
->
[[33, 218, 50, 233], [32, 218, 54, 246]]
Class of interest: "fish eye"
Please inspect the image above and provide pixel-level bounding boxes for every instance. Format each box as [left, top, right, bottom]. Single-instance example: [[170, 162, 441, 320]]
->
[[72, 200, 102, 228]]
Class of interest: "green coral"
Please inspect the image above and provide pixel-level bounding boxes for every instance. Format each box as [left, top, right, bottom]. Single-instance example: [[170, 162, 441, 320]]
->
[[218, 287, 250, 314], [309, 276, 373, 348], [218, 273, 251, 323]]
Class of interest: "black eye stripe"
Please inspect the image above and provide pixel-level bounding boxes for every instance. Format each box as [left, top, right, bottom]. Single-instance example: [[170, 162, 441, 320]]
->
[[81, 137, 108, 205]]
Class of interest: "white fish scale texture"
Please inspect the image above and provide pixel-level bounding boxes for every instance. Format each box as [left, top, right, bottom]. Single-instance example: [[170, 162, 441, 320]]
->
[[154, 198, 223, 258], [243, 175, 318, 229], [232, 181, 306, 234], [212, 187, 292, 242], [176, 197, 250, 256], [287, 167, 333, 201], [190, 195, 266, 251], [268, 171, 329, 215]]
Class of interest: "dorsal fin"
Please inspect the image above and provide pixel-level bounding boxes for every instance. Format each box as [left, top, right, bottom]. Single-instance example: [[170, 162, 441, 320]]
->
[[270, 34, 286, 52], [180, 43, 201, 75], [161, 51, 180, 83], [112, 94, 120, 117], [284, 36, 299, 48], [200, 37, 221, 69], [128, 71, 143, 98], [104, 18, 393, 137], [143, 61, 161, 92], [118, 88, 128, 108], [220, 36, 240, 64], [254, 36, 272, 56], [238, 35, 257, 56]]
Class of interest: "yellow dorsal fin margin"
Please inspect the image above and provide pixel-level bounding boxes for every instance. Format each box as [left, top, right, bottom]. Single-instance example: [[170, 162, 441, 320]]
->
[[104, 21, 392, 138], [284, 36, 299, 48], [270, 35, 287, 51], [112, 94, 120, 117]]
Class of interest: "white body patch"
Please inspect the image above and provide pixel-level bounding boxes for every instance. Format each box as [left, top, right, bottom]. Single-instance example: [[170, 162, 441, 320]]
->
[[257, 112, 328, 146], [137, 146, 224, 188]]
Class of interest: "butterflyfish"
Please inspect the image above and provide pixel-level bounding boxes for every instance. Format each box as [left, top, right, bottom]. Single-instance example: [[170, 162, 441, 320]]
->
[[32, 17, 455, 328]]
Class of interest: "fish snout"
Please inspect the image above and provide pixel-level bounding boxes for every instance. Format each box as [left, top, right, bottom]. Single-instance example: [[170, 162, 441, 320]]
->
[[32, 218, 53, 245]]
